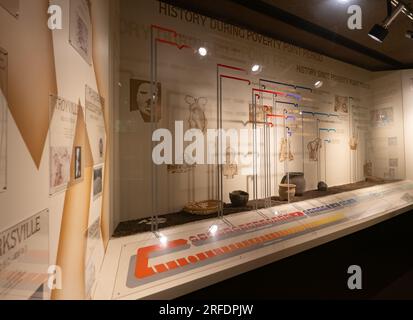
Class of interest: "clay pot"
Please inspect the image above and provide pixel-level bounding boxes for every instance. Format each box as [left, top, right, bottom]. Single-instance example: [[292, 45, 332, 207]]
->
[[281, 172, 306, 196], [229, 190, 249, 207], [318, 181, 328, 192], [279, 184, 296, 201]]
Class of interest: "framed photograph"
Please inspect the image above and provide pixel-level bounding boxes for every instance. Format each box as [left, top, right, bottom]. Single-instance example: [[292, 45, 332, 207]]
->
[[69, 0, 92, 65], [74, 146, 82, 180], [130, 79, 162, 123], [0, 0, 20, 18], [93, 165, 103, 200]]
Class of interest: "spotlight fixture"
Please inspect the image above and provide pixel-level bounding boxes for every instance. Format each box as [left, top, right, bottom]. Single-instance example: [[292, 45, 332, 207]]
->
[[198, 47, 208, 57], [406, 29, 413, 39], [208, 224, 218, 235], [368, 2, 405, 43], [251, 64, 262, 74], [315, 80, 323, 89]]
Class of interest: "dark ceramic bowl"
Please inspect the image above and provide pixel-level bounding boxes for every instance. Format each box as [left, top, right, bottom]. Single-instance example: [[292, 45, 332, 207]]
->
[[229, 190, 249, 207]]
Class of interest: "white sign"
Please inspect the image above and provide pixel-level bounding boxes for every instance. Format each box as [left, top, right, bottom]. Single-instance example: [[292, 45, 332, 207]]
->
[[86, 85, 106, 165], [0, 209, 49, 300], [49, 95, 78, 195], [84, 218, 104, 299]]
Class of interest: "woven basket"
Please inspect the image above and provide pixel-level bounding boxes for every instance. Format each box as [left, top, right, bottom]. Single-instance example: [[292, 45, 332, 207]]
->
[[183, 200, 222, 216]]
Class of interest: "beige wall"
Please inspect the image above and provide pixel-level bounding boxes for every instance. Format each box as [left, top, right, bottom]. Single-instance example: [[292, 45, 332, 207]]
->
[[0, 0, 111, 300]]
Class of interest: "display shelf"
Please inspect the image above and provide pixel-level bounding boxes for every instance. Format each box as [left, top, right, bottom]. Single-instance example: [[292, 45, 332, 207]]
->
[[95, 181, 413, 300]]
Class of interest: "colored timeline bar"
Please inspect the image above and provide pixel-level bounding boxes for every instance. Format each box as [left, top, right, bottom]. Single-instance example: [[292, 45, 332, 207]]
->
[[260, 79, 312, 92], [319, 128, 336, 133], [301, 111, 339, 118], [151, 24, 194, 51]]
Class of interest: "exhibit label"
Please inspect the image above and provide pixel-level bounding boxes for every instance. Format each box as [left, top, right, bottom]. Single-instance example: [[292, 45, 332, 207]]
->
[[0, 209, 49, 300]]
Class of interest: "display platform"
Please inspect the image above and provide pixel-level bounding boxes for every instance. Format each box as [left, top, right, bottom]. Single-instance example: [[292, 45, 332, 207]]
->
[[94, 181, 413, 300]]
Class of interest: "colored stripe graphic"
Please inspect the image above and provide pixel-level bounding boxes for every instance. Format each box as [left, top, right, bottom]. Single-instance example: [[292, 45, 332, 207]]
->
[[134, 213, 345, 280]]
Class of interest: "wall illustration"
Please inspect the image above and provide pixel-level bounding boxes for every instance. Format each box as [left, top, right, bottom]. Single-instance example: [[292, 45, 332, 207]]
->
[[130, 79, 162, 123], [249, 104, 273, 123], [334, 95, 349, 113], [69, 0, 92, 64], [307, 138, 322, 161], [223, 147, 238, 179], [186, 95, 207, 132], [371, 107, 394, 127]]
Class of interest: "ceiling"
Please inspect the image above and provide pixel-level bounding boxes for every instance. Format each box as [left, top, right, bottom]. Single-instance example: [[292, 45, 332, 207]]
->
[[163, 0, 413, 71]]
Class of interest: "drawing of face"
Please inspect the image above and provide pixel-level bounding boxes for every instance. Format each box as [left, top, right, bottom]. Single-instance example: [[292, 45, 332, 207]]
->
[[136, 82, 160, 122]]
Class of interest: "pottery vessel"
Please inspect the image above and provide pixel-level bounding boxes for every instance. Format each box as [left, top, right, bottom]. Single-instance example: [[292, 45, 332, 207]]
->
[[229, 190, 249, 207], [281, 172, 306, 196], [279, 184, 296, 201]]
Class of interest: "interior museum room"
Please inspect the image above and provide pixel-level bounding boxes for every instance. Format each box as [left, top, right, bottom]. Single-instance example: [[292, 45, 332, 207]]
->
[[0, 0, 413, 301]]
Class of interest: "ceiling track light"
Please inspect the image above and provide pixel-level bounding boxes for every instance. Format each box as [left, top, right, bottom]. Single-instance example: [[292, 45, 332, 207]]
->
[[368, 1, 406, 42], [391, 0, 413, 21]]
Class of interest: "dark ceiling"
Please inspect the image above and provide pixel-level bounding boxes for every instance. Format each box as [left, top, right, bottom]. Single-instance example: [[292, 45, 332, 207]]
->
[[163, 0, 413, 71]]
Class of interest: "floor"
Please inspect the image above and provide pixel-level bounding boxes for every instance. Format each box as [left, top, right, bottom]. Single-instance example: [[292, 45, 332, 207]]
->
[[113, 180, 391, 237], [179, 209, 413, 300]]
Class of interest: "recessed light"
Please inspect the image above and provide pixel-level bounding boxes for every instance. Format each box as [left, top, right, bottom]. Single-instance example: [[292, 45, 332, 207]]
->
[[198, 47, 208, 57], [315, 80, 323, 89], [251, 64, 262, 73]]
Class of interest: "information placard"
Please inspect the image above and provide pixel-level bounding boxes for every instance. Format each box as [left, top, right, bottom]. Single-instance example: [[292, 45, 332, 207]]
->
[[49, 95, 78, 195], [0, 209, 49, 300]]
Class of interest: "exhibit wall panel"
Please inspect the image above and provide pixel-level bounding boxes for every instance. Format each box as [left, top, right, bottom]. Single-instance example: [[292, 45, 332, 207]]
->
[[117, 0, 373, 222], [0, 0, 111, 300], [369, 71, 406, 181], [402, 70, 413, 180]]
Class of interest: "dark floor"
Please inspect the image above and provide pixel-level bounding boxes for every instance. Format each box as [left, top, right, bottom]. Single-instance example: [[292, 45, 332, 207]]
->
[[179, 210, 413, 300], [114, 180, 391, 237]]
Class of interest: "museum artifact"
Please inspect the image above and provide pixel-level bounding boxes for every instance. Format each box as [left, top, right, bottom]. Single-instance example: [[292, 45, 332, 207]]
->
[[279, 184, 296, 201], [223, 147, 238, 179], [307, 138, 322, 161], [349, 136, 358, 150], [229, 190, 249, 207], [183, 200, 223, 215], [318, 181, 328, 192], [281, 173, 306, 196], [186, 95, 208, 133], [280, 137, 294, 162], [364, 161, 373, 177]]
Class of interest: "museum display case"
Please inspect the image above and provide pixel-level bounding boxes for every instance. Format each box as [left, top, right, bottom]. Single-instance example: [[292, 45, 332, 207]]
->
[[1, 0, 413, 301], [114, 0, 408, 238]]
